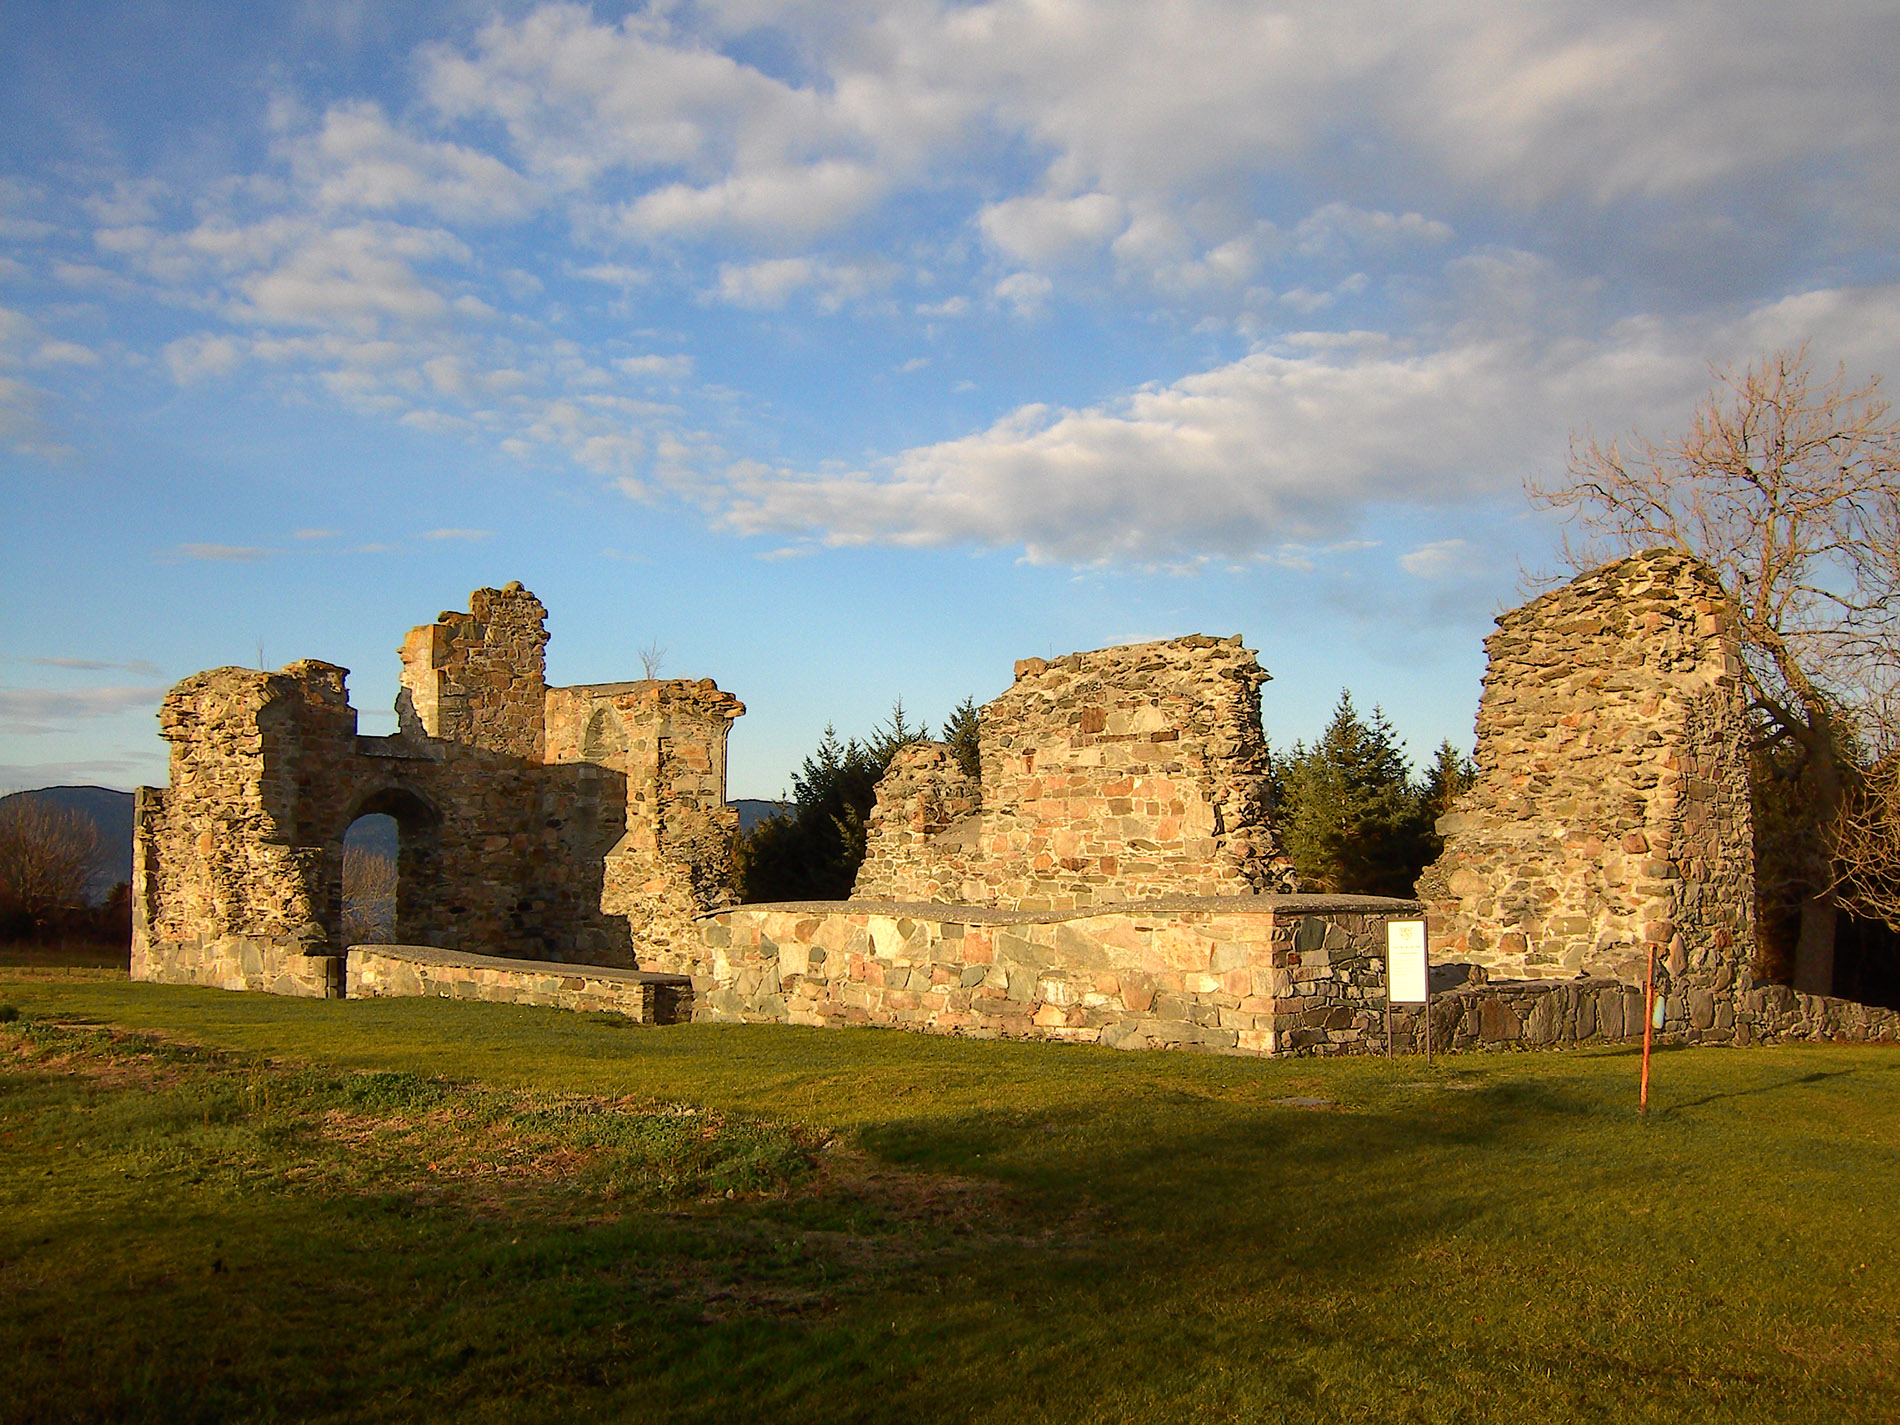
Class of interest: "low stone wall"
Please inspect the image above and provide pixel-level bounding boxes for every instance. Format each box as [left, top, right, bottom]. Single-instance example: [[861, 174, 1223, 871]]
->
[[345, 945, 689, 1021], [132, 935, 342, 999], [1739, 983, 1900, 1046], [1373, 971, 1900, 1053], [692, 896, 1421, 1055], [691, 898, 1900, 1057]]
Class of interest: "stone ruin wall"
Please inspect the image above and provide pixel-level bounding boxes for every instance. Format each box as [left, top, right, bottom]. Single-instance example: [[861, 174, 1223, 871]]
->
[[132, 556, 1900, 1053], [1415, 547, 1900, 1049], [853, 635, 1297, 910], [544, 678, 744, 974], [1421, 549, 1758, 1028], [697, 897, 1415, 1055], [133, 582, 744, 994]]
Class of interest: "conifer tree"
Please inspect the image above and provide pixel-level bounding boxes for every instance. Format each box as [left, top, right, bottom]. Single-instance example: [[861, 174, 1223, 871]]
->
[[735, 701, 926, 901], [1275, 691, 1437, 898], [942, 696, 981, 778]]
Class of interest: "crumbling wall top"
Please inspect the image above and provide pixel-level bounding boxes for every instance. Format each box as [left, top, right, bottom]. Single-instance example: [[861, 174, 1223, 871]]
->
[[397, 581, 548, 757], [856, 633, 1295, 909]]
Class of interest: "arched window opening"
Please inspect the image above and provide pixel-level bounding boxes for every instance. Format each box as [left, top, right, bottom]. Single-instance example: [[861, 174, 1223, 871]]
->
[[582, 705, 628, 765], [342, 813, 398, 944]]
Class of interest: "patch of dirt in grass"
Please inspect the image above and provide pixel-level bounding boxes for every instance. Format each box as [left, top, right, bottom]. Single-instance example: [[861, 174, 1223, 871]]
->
[[1, 1020, 210, 1092]]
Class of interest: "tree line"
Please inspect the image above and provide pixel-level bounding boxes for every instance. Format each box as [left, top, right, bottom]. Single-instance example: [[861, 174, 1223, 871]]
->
[[0, 798, 128, 947]]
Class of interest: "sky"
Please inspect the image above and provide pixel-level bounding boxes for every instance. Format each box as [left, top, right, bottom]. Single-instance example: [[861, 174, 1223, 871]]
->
[[3, 0, 1898, 800]]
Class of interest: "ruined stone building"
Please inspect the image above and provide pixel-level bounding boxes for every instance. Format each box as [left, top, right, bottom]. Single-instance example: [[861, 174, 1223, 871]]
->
[[134, 558, 1899, 1054], [132, 583, 742, 996], [853, 636, 1299, 908]]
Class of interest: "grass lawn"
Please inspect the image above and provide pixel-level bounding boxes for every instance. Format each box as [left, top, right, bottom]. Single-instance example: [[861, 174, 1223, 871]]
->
[[2, 969, 1897, 1424]]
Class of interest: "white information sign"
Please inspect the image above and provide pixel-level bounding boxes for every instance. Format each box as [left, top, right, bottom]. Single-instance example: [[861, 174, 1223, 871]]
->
[[1386, 919, 1429, 1004]]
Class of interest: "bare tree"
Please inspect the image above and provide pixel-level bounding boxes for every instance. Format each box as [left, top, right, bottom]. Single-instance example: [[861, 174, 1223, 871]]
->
[[341, 845, 397, 944], [0, 798, 105, 933], [1834, 758, 1900, 932], [639, 639, 667, 681], [1529, 345, 1900, 993]]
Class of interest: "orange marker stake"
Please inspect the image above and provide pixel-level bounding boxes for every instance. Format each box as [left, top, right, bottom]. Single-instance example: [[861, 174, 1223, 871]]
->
[[1640, 943, 1656, 1117]]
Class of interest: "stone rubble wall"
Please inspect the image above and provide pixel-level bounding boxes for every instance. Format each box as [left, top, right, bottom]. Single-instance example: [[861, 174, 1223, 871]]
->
[[693, 895, 1416, 1055], [130, 933, 342, 999], [1737, 983, 1900, 1045], [852, 743, 981, 902], [546, 678, 746, 974], [398, 582, 549, 759], [1420, 549, 1755, 1001], [854, 636, 1297, 910], [134, 584, 745, 995], [1382, 972, 1900, 1052], [346, 944, 688, 1021]]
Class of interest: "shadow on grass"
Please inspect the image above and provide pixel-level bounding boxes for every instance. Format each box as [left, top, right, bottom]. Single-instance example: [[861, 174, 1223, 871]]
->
[[1657, 1066, 1862, 1115]]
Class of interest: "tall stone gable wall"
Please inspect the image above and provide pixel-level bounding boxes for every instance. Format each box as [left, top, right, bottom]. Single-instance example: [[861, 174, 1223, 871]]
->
[[133, 582, 743, 994], [1420, 549, 1756, 1010], [854, 635, 1297, 910]]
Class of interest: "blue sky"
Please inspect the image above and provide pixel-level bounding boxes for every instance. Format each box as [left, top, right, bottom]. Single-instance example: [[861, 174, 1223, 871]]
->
[[4, 0, 1898, 799]]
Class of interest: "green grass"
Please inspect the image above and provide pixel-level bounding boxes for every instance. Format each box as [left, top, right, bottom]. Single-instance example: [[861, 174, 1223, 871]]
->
[[2, 972, 1897, 1423]]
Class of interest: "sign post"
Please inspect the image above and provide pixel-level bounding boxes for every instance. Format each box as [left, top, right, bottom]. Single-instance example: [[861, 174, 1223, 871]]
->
[[1386, 919, 1431, 1062], [1640, 943, 1657, 1116]]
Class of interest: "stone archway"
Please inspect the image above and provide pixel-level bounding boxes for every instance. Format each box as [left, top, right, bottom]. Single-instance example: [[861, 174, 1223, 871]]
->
[[334, 786, 442, 948]]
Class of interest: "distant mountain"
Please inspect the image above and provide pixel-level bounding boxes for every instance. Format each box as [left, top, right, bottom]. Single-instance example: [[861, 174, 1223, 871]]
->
[[0, 786, 134, 901], [730, 799, 790, 834]]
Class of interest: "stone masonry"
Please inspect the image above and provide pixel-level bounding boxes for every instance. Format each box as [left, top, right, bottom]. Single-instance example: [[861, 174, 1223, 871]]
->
[[853, 635, 1297, 909], [134, 558, 1899, 1054], [132, 583, 744, 995], [1416, 548, 1900, 1049], [696, 896, 1418, 1054], [347, 944, 690, 1022], [1420, 549, 1755, 993]]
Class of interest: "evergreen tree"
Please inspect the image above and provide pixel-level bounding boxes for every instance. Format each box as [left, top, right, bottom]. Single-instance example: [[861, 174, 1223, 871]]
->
[[1275, 690, 1437, 897], [1419, 739, 1478, 823], [735, 701, 926, 901], [942, 696, 981, 778]]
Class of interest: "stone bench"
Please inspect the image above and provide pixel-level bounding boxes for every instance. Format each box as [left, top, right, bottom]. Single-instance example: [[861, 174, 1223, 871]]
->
[[346, 944, 692, 1022]]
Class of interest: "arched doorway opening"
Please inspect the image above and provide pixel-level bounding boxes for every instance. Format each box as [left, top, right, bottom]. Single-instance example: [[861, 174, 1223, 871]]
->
[[338, 787, 440, 947], [342, 814, 399, 944]]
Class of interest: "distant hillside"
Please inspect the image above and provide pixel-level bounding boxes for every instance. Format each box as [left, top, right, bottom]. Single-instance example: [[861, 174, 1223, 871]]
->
[[0, 786, 134, 900], [731, 799, 790, 834]]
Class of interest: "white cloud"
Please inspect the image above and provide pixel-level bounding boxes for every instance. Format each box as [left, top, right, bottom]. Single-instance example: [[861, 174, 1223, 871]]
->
[[423, 527, 493, 541], [296, 101, 539, 222], [978, 193, 1124, 265], [0, 687, 167, 725], [575, 263, 650, 288], [33, 340, 99, 367], [714, 280, 1900, 566], [27, 657, 163, 676], [1293, 203, 1455, 259], [992, 271, 1053, 319], [1400, 539, 1471, 577], [621, 160, 883, 242], [233, 221, 470, 333], [714, 257, 813, 308], [617, 353, 694, 380], [164, 334, 242, 383]]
